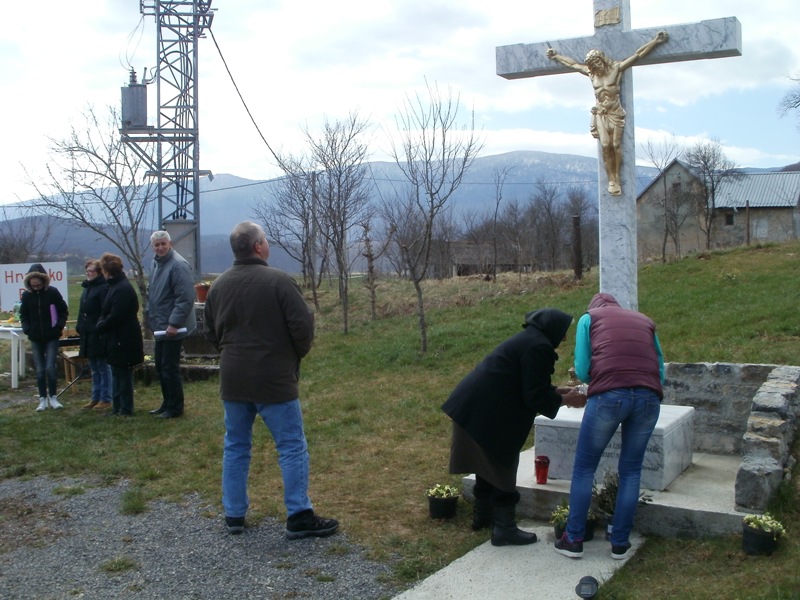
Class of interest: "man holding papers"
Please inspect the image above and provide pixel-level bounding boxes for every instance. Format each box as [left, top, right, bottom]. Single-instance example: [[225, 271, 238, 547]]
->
[[145, 230, 197, 419]]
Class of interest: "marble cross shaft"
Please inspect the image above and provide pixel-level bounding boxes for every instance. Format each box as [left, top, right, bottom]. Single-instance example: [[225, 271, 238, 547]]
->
[[496, 0, 741, 310]]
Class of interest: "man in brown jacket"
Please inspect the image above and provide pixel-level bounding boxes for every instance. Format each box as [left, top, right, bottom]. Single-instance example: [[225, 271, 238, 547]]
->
[[204, 221, 338, 538]]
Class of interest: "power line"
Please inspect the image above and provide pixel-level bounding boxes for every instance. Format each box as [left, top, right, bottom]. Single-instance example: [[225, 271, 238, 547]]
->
[[205, 31, 655, 196], [208, 28, 282, 167]]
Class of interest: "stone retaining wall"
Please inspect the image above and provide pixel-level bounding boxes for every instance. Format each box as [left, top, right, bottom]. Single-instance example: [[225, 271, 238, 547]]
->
[[663, 362, 799, 511]]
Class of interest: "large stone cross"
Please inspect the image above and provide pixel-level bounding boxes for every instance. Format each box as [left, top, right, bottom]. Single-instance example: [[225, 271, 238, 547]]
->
[[496, 1, 741, 310]]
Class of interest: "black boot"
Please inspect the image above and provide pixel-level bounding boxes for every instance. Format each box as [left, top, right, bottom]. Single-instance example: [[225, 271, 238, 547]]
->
[[491, 504, 537, 546], [471, 494, 493, 531]]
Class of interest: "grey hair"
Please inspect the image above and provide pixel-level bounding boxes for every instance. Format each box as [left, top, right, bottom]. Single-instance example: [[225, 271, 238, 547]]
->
[[150, 230, 171, 243], [230, 221, 265, 260]]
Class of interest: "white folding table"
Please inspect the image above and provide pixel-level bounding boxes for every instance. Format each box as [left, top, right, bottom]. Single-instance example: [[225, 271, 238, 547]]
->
[[0, 326, 27, 388]]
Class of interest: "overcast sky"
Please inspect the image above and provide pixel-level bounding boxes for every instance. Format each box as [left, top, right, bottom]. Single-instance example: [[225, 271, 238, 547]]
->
[[3, 0, 799, 202]]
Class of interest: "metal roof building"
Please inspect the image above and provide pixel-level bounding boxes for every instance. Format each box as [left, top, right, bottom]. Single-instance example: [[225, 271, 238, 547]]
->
[[715, 172, 800, 209]]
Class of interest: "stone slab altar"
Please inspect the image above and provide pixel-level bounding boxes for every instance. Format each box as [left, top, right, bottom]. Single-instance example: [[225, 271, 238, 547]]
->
[[533, 404, 695, 491]]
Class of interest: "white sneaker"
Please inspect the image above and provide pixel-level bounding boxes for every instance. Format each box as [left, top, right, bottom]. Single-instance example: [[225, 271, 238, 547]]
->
[[36, 397, 48, 412], [48, 395, 64, 410]]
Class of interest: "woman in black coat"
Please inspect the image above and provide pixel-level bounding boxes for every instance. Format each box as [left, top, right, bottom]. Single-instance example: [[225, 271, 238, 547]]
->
[[95, 253, 144, 417], [442, 308, 586, 546], [76, 259, 112, 410]]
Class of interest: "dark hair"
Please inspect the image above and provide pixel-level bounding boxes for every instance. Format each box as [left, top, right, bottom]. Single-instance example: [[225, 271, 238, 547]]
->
[[84, 259, 101, 272], [99, 253, 124, 277]]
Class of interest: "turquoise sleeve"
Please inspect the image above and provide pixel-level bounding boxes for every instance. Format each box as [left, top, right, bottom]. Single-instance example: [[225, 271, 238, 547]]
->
[[574, 313, 592, 382], [655, 333, 665, 383]]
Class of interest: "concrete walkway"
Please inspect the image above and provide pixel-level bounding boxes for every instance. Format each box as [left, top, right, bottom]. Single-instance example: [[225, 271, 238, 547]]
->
[[395, 448, 743, 599], [394, 521, 642, 600]]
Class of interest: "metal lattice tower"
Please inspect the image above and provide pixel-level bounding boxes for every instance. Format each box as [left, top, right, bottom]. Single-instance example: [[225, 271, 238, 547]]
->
[[122, 0, 215, 276]]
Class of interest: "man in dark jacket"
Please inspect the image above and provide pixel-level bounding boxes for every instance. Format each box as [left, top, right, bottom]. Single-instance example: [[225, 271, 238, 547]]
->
[[554, 293, 664, 561], [20, 263, 68, 411], [204, 221, 338, 538], [442, 308, 586, 546]]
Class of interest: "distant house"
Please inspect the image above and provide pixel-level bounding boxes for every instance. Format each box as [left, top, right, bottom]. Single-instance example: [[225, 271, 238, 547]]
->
[[446, 241, 530, 277], [637, 159, 800, 260]]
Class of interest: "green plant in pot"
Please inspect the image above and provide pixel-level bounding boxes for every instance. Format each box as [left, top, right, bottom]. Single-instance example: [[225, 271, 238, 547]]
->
[[550, 499, 570, 538], [592, 471, 618, 540], [550, 498, 597, 541], [426, 484, 460, 519], [742, 512, 785, 556], [591, 470, 652, 541]]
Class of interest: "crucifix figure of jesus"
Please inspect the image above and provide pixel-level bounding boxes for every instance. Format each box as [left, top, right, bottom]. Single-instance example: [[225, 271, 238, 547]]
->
[[546, 31, 668, 196], [496, 0, 741, 310]]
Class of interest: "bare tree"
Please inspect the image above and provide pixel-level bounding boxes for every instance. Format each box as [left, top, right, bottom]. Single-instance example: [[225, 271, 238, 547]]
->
[[360, 214, 393, 321], [24, 106, 157, 300], [566, 186, 594, 276], [641, 136, 682, 262], [663, 185, 695, 259], [491, 166, 513, 281], [778, 73, 800, 130], [497, 198, 529, 280], [460, 208, 493, 276], [682, 139, 741, 250], [252, 160, 330, 310], [386, 80, 483, 352], [531, 180, 566, 271], [307, 112, 372, 334], [0, 206, 55, 265], [522, 199, 544, 271]]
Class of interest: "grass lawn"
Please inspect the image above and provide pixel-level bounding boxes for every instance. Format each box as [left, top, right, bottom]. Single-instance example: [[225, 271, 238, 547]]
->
[[1, 241, 799, 597]]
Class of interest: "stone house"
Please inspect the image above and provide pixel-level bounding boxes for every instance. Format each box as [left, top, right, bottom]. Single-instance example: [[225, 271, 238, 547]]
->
[[637, 159, 800, 261]]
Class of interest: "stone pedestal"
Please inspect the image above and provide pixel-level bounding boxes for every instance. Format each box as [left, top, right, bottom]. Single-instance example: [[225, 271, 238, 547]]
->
[[183, 302, 218, 357], [533, 404, 695, 491]]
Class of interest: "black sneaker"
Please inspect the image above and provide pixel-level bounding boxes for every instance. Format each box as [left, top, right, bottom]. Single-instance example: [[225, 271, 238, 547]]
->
[[554, 532, 584, 558], [611, 543, 632, 560], [285, 510, 339, 540], [225, 516, 245, 535]]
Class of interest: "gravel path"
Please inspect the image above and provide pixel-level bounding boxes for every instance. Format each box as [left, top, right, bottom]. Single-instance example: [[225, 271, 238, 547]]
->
[[0, 475, 403, 600]]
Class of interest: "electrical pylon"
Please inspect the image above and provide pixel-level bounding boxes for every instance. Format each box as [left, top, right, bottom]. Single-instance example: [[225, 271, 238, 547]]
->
[[121, 0, 215, 276]]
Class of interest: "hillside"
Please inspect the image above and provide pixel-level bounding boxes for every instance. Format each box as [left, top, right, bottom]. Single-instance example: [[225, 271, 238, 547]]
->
[[197, 150, 658, 236], [8, 148, 795, 274]]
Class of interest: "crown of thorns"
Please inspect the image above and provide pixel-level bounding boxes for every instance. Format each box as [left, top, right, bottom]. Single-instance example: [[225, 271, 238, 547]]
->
[[585, 49, 611, 67]]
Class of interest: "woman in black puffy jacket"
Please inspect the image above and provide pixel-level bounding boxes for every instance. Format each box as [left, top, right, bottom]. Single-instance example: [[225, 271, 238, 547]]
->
[[19, 263, 68, 412]]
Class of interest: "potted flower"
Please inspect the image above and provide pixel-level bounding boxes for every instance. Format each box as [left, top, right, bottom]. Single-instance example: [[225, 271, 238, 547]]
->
[[550, 499, 596, 541], [194, 280, 213, 303], [550, 499, 570, 539], [742, 512, 785, 556], [426, 483, 460, 519]]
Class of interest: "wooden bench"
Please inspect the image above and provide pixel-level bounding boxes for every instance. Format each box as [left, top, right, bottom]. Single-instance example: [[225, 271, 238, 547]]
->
[[60, 350, 88, 393]]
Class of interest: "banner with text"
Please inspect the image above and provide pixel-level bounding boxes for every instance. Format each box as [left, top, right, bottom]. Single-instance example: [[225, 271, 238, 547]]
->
[[0, 262, 70, 314]]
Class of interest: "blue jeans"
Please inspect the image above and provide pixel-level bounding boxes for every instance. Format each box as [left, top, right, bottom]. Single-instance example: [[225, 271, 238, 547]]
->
[[89, 357, 112, 402], [566, 388, 661, 547], [30, 339, 59, 397], [222, 399, 313, 519], [154, 338, 184, 414]]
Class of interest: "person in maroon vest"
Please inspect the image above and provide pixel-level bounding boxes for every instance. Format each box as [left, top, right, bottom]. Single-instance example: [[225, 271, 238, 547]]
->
[[554, 293, 664, 561]]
